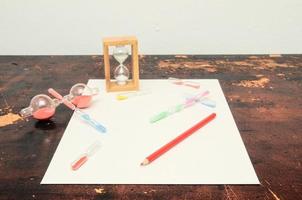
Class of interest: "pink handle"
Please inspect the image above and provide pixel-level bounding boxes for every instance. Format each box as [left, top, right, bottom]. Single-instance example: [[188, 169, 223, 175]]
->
[[48, 88, 75, 110], [48, 88, 63, 99], [184, 90, 210, 108], [196, 90, 209, 99], [184, 83, 200, 89]]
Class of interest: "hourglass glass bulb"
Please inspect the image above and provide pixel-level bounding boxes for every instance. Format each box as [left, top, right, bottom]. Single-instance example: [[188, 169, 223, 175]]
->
[[20, 94, 57, 120], [113, 46, 128, 64], [67, 83, 99, 108], [114, 65, 129, 85]]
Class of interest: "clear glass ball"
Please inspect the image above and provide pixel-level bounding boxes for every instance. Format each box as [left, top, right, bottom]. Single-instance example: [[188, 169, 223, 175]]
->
[[70, 83, 87, 97], [30, 94, 55, 112]]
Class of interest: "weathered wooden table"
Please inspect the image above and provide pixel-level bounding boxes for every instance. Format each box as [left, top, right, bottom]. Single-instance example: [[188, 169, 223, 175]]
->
[[0, 55, 301, 200]]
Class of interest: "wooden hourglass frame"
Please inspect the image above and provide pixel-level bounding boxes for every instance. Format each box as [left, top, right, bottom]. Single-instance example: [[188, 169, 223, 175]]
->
[[103, 36, 139, 92]]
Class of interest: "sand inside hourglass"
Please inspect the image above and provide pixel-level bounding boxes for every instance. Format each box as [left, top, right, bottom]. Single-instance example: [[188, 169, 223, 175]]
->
[[71, 95, 92, 108], [33, 107, 56, 120], [114, 54, 128, 64], [116, 75, 128, 84], [115, 65, 129, 85]]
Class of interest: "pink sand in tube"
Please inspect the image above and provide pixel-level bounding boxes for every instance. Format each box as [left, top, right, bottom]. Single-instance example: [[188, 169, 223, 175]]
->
[[33, 107, 55, 120], [71, 96, 92, 108]]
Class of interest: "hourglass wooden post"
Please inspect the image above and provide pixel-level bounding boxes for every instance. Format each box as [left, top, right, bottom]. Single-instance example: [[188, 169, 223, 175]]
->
[[103, 36, 140, 92]]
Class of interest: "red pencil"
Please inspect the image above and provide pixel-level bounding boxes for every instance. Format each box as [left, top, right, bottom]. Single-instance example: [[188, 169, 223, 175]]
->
[[140, 113, 216, 166]]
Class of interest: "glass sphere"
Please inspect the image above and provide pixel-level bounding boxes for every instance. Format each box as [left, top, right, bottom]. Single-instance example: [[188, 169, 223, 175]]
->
[[68, 83, 99, 108], [70, 83, 87, 97], [28, 94, 56, 120], [30, 94, 55, 112]]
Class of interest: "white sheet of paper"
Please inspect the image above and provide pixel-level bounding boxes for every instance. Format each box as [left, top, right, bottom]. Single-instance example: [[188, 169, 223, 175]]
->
[[41, 79, 259, 184]]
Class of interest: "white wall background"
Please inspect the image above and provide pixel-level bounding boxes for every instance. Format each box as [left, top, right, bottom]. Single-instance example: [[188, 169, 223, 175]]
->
[[0, 0, 301, 55]]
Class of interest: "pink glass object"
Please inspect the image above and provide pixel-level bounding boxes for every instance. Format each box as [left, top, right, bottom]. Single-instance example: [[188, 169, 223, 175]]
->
[[66, 83, 98, 108], [71, 95, 92, 108], [184, 90, 210, 108], [20, 94, 59, 120], [71, 141, 101, 171], [33, 107, 56, 120], [168, 77, 200, 89], [71, 155, 88, 171]]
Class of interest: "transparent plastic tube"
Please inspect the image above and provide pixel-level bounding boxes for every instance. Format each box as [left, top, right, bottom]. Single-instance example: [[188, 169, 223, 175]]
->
[[71, 141, 101, 171], [150, 90, 209, 123], [168, 77, 200, 89], [116, 90, 151, 101]]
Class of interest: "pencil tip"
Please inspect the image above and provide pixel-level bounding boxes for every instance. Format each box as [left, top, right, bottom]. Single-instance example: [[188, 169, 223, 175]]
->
[[140, 159, 149, 166]]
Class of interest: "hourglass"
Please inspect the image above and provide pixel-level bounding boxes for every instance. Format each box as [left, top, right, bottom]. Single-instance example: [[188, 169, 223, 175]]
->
[[113, 46, 130, 85], [103, 36, 139, 92]]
